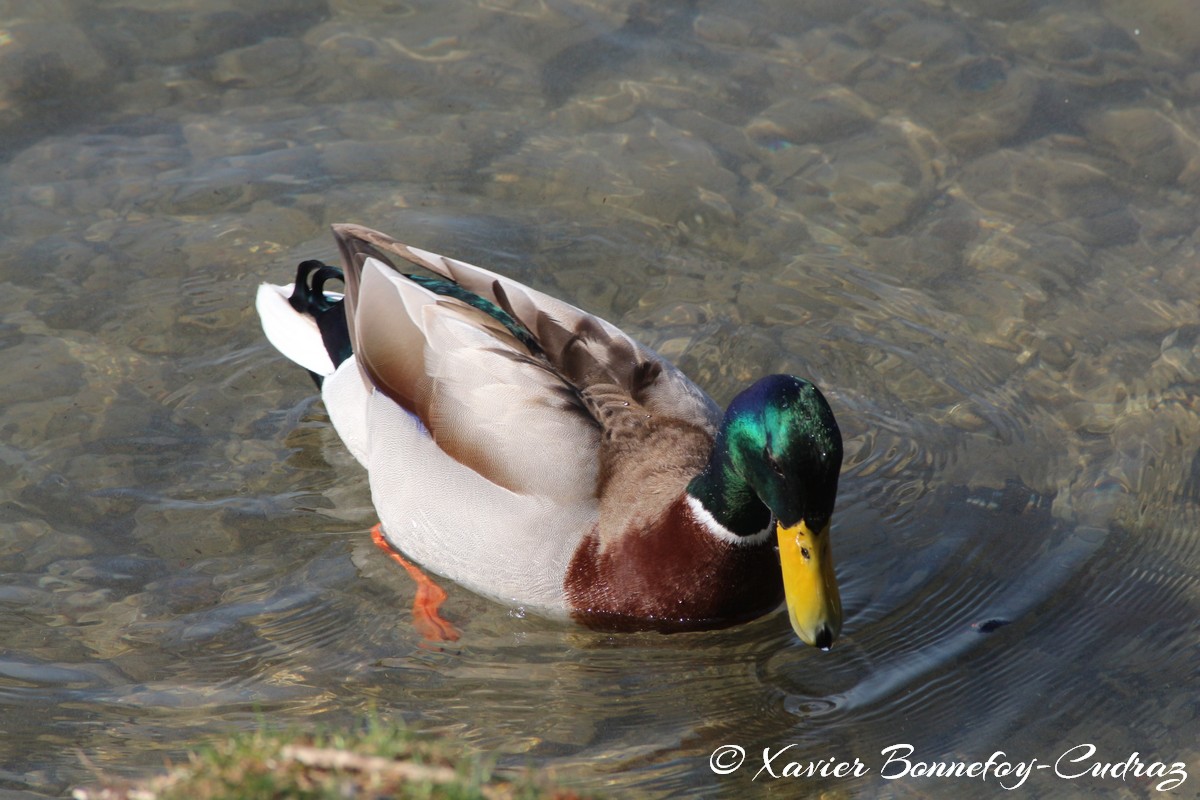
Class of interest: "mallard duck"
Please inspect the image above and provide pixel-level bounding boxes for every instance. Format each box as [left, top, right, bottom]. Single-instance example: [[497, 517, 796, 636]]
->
[[257, 224, 844, 648]]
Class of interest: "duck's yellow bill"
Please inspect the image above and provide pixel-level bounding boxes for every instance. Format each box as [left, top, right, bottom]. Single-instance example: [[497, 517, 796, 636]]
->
[[777, 520, 842, 649]]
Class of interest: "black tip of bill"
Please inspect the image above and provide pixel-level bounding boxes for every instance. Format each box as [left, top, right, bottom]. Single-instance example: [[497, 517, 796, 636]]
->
[[814, 624, 834, 651]]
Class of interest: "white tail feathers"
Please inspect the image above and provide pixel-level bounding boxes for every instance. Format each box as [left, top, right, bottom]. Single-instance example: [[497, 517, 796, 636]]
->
[[255, 283, 338, 376]]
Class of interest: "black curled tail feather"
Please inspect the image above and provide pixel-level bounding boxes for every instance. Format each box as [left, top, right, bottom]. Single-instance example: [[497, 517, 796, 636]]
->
[[288, 260, 353, 385]]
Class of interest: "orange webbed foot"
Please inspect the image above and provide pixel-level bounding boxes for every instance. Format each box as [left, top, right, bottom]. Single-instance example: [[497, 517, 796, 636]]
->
[[370, 524, 461, 643]]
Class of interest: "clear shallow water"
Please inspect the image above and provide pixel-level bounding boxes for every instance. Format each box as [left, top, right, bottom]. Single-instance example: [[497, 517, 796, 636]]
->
[[1, 0, 1198, 797]]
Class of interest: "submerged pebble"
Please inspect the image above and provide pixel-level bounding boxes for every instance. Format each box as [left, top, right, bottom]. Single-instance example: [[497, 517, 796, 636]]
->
[[1083, 106, 1200, 188]]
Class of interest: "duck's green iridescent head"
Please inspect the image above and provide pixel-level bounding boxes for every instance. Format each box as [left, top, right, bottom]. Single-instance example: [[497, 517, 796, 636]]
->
[[694, 374, 844, 648], [723, 375, 842, 527]]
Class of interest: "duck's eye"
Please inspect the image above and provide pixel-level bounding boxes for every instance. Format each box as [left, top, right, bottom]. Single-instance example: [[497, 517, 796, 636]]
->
[[763, 447, 785, 476]]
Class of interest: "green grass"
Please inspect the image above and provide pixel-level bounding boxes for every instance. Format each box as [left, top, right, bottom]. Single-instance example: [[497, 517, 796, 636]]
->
[[73, 718, 593, 800]]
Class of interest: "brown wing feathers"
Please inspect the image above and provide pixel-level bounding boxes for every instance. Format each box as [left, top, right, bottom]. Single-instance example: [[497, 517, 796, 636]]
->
[[331, 224, 668, 422], [326, 223, 732, 523]]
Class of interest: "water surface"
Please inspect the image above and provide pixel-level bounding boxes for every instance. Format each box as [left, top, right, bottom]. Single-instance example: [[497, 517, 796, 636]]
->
[[0, 0, 1197, 797]]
